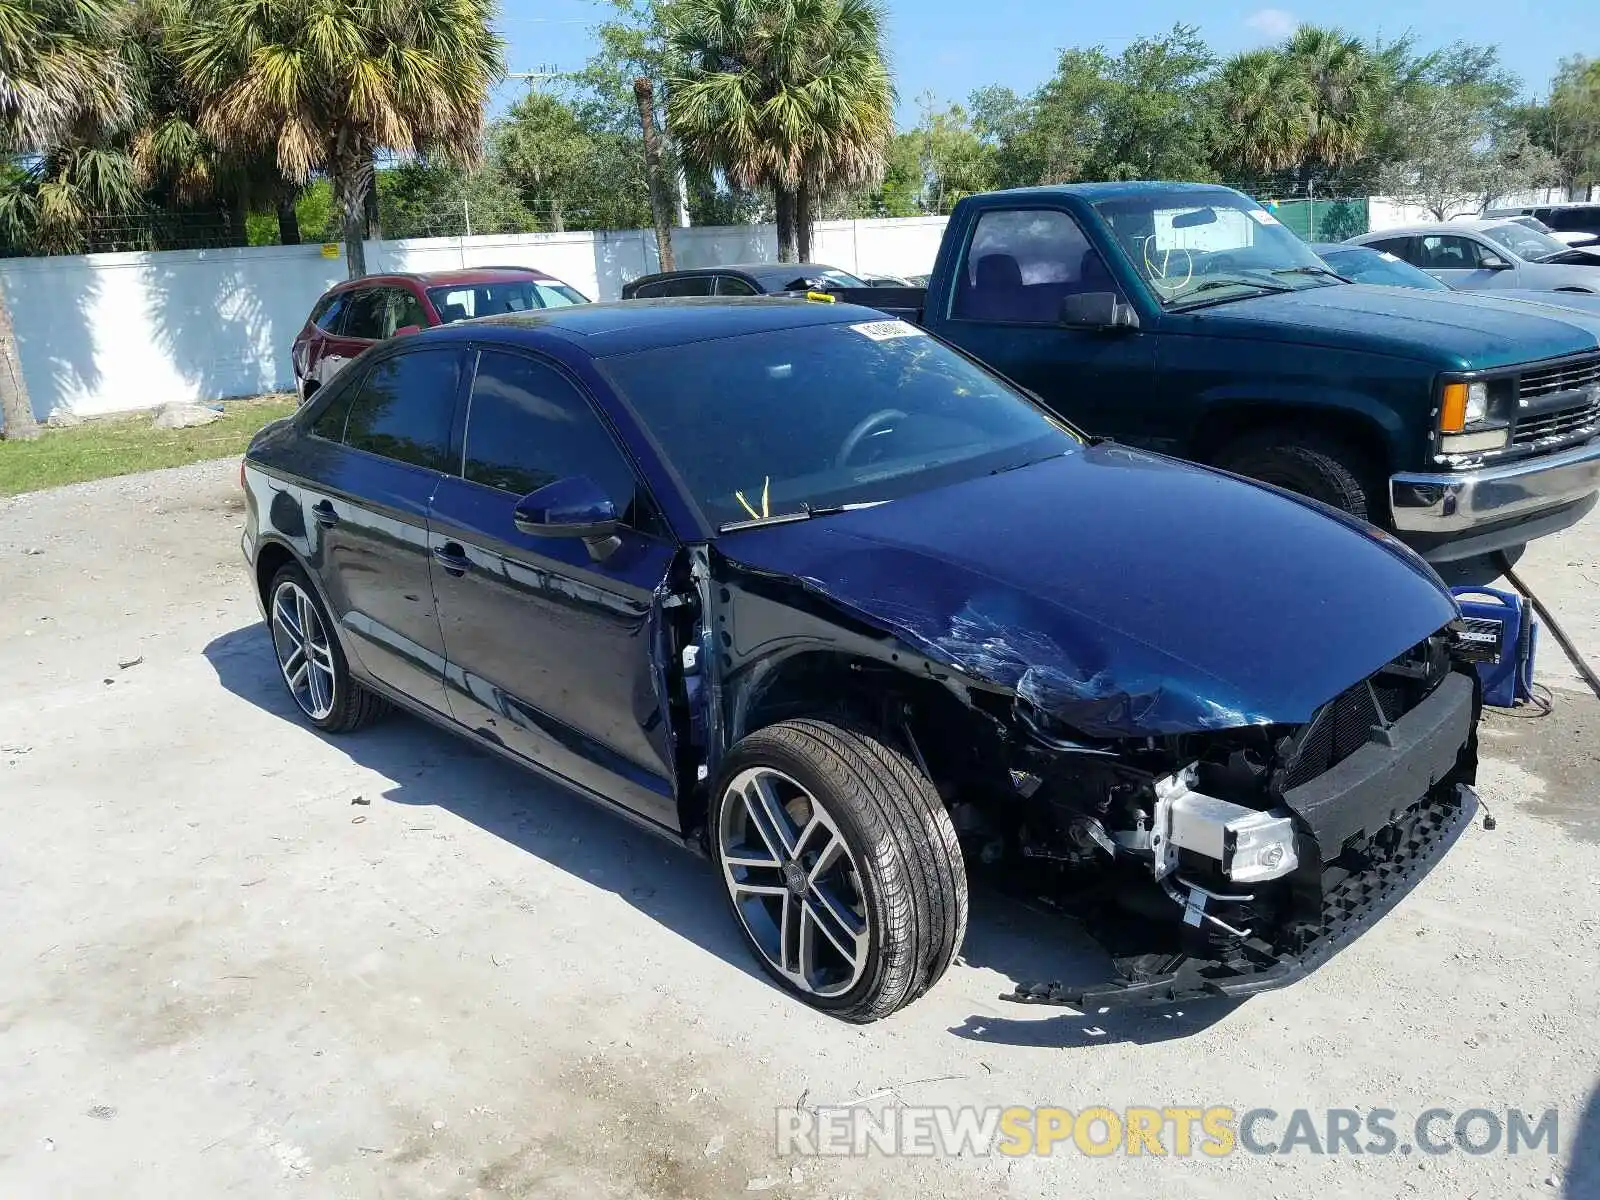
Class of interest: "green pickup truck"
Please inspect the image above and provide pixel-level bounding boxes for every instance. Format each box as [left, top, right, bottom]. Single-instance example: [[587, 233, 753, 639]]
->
[[835, 182, 1600, 562]]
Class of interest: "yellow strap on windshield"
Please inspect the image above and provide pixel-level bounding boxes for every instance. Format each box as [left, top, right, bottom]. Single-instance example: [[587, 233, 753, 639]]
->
[[734, 476, 770, 521]]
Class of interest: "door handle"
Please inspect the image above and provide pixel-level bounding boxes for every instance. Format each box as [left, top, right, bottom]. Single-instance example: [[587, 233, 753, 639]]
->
[[311, 500, 339, 527], [433, 543, 470, 576]]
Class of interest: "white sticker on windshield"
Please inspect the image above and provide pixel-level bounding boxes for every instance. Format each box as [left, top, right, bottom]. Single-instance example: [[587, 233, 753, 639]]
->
[[1248, 208, 1282, 226], [851, 319, 924, 341]]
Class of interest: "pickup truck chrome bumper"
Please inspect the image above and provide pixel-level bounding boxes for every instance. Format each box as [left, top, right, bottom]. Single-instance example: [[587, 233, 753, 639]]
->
[[1390, 436, 1600, 539]]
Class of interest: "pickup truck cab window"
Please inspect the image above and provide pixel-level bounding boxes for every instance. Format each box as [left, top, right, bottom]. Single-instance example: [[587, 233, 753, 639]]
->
[[1092, 190, 1338, 308], [953, 209, 1115, 323]]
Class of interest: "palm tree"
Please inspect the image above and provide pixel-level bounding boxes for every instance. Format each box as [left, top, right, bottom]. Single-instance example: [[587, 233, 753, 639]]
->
[[1215, 49, 1314, 176], [666, 0, 893, 263], [0, 0, 133, 438], [175, 0, 504, 278], [1284, 27, 1386, 168]]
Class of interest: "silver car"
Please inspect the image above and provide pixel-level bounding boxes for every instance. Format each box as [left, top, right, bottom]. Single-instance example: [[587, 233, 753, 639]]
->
[[1349, 219, 1600, 293]]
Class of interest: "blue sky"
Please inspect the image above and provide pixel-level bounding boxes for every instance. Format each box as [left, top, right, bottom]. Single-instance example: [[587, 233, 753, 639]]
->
[[493, 0, 1591, 128]]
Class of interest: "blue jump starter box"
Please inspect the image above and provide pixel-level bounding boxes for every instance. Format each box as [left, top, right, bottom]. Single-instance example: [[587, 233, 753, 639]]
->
[[1450, 587, 1539, 708]]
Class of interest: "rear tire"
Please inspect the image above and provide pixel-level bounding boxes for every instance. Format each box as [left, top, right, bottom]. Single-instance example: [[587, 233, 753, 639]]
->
[[712, 718, 968, 1022], [1215, 428, 1378, 522], [267, 563, 390, 733]]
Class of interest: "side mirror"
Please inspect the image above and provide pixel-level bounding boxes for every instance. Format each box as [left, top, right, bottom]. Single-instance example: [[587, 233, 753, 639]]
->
[[513, 476, 621, 560], [1482, 255, 1512, 271], [393, 324, 423, 336], [1059, 292, 1138, 331]]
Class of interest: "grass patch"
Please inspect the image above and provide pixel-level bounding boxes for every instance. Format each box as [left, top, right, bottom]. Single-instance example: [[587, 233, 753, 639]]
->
[[0, 395, 299, 497]]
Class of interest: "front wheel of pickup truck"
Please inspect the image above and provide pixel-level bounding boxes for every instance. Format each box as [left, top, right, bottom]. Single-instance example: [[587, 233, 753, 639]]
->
[[712, 718, 968, 1022], [1215, 429, 1377, 523]]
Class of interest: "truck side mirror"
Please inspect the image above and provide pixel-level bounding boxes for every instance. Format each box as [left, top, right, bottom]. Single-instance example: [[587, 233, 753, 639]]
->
[[1060, 292, 1139, 331]]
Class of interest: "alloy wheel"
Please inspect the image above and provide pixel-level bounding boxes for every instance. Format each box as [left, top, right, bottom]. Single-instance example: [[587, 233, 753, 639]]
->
[[718, 766, 870, 997], [270, 580, 337, 721]]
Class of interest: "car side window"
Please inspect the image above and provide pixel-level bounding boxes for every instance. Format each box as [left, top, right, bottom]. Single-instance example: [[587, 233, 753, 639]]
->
[[341, 289, 389, 340], [1365, 237, 1414, 262], [463, 350, 662, 535], [660, 276, 715, 297], [391, 288, 429, 331], [953, 209, 1116, 323], [715, 275, 759, 297], [1416, 235, 1489, 270], [341, 349, 460, 470], [630, 280, 666, 299], [312, 292, 348, 332], [308, 369, 362, 441]]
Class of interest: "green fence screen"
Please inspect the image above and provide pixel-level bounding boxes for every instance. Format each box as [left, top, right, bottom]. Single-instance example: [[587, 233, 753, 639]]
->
[[1258, 196, 1370, 242]]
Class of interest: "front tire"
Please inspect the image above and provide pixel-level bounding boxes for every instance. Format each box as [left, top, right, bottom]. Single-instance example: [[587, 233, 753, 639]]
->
[[1215, 428, 1378, 522], [267, 563, 390, 733], [712, 718, 968, 1022]]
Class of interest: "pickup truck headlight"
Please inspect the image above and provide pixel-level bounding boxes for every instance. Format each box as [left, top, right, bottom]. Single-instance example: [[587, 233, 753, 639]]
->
[[1440, 381, 1489, 431], [1439, 381, 1508, 455]]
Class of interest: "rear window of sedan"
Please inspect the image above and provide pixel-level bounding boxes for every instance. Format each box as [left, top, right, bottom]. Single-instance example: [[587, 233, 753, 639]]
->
[[600, 319, 1079, 529]]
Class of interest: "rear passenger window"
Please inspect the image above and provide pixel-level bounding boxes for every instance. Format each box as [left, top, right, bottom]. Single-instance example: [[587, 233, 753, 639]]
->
[[311, 293, 348, 332], [341, 290, 388, 340], [341, 349, 460, 471], [660, 276, 714, 297], [716, 275, 759, 296], [464, 351, 659, 533], [308, 372, 360, 441], [630, 280, 666, 299], [953, 209, 1114, 323]]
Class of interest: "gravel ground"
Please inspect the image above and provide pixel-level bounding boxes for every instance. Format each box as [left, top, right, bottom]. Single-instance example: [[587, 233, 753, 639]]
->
[[1, 458, 1597, 1200]]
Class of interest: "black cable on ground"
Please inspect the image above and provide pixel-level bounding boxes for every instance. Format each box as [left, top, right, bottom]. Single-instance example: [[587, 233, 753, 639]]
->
[[1495, 550, 1600, 704]]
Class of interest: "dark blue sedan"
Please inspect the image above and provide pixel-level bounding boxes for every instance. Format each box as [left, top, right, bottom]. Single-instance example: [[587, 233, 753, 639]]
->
[[241, 298, 1483, 1019]]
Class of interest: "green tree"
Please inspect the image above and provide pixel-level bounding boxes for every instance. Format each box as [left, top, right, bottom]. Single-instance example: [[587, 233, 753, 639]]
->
[[175, 0, 504, 278], [376, 160, 535, 239], [666, 0, 895, 262], [0, 0, 133, 438], [1525, 57, 1600, 190]]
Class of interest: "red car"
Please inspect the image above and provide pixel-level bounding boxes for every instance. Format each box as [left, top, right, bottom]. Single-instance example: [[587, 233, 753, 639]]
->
[[290, 267, 589, 402]]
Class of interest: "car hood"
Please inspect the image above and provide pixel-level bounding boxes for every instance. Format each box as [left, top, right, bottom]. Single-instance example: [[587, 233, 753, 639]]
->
[[718, 445, 1458, 740], [1184, 283, 1600, 370], [1490, 288, 1600, 317]]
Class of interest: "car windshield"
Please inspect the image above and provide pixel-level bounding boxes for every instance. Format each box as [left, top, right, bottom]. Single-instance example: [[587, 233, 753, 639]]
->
[[1092, 191, 1340, 308], [1512, 215, 1555, 234], [426, 280, 587, 322], [1321, 246, 1449, 291], [600, 319, 1080, 529], [1480, 222, 1569, 261]]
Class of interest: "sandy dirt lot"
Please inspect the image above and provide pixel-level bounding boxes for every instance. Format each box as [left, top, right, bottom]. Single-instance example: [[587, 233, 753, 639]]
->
[[1, 458, 1596, 1199]]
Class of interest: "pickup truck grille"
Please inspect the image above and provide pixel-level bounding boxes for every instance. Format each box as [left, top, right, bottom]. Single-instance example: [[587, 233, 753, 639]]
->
[[1513, 395, 1600, 446], [1519, 354, 1600, 399]]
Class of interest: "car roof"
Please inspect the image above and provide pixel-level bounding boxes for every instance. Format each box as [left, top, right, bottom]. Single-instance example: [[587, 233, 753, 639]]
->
[[412, 296, 884, 358], [975, 180, 1246, 203], [1357, 220, 1515, 237], [628, 262, 852, 289], [330, 266, 559, 291]]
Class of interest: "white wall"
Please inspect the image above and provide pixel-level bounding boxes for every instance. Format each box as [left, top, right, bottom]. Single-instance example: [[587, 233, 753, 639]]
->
[[0, 215, 948, 422]]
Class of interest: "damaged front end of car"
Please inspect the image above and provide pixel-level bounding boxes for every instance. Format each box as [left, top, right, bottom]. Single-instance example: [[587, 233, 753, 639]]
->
[[669, 524, 1483, 1010], [992, 633, 1479, 1007]]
